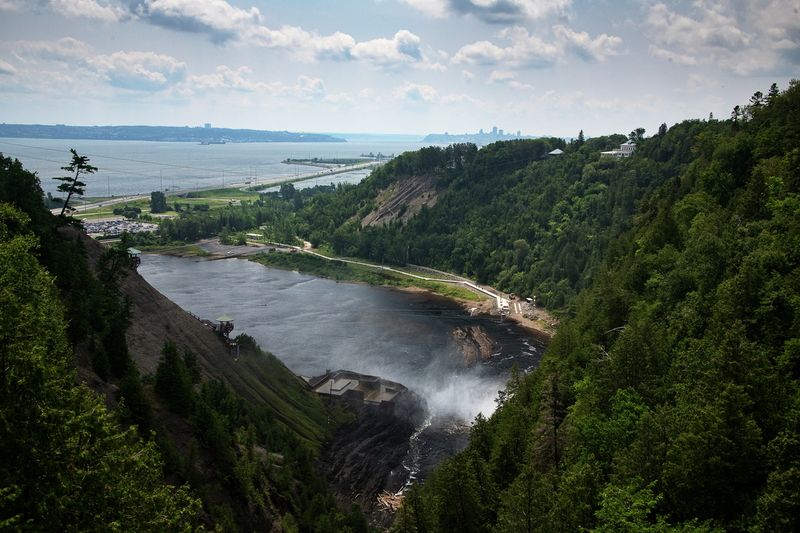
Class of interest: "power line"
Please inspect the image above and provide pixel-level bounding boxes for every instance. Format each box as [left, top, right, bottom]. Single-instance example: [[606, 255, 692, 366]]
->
[[0, 139, 260, 178], [0, 150, 162, 180]]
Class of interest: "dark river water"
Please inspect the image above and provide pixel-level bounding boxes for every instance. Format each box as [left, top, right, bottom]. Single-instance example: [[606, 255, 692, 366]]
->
[[140, 254, 545, 421], [139, 254, 545, 481]]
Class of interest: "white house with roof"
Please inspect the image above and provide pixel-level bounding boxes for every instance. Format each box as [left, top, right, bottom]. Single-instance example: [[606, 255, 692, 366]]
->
[[601, 140, 636, 158]]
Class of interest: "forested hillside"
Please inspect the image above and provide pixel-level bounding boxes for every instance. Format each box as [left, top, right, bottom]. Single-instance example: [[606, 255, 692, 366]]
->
[[391, 83, 800, 532], [312, 124, 719, 309], [154, 118, 724, 312], [0, 156, 368, 531]]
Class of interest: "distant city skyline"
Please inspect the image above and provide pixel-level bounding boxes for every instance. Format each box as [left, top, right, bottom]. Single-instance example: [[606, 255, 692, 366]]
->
[[0, 1, 797, 138]]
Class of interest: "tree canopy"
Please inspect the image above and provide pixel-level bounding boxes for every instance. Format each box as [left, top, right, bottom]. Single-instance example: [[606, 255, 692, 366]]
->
[[392, 81, 800, 532]]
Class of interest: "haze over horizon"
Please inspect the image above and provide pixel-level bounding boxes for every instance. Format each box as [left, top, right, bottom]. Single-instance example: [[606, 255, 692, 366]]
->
[[0, 0, 797, 138]]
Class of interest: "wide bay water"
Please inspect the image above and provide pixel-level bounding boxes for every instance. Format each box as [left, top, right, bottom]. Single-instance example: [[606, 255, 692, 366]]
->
[[0, 137, 426, 197], [139, 254, 544, 422]]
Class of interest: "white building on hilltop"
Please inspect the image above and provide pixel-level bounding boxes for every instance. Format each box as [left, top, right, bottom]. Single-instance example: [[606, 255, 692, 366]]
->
[[601, 139, 636, 158]]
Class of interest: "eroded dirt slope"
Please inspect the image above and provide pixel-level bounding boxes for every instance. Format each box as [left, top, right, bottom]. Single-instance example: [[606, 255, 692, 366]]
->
[[361, 174, 438, 227]]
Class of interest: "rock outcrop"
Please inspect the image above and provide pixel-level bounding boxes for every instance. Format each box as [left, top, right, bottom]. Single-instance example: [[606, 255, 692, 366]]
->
[[452, 325, 496, 366], [319, 389, 427, 526], [361, 174, 438, 227]]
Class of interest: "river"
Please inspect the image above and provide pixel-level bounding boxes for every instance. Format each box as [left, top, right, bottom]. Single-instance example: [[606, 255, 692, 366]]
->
[[139, 253, 544, 479], [0, 137, 425, 197]]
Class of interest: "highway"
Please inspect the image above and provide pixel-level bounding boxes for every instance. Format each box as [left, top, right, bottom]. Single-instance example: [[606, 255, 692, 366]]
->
[[52, 159, 384, 215]]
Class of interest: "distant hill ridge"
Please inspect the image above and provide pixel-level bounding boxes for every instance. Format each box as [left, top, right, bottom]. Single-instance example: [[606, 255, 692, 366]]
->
[[0, 123, 346, 143]]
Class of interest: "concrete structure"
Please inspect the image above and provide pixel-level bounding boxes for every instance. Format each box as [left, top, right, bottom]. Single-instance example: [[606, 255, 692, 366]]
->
[[309, 370, 407, 407], [127, 247, 141, 269], [216, 314, 234, 339], [601, 140, 636, 158]]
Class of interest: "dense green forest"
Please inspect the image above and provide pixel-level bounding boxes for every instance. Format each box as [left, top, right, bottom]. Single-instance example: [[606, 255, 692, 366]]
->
[[0, 156, 369, 531], [9, 80, 796, 531], [143, 119, 723, 312], [0, 202, 201, 530], [390, 83, 800, 531], [303, 121, 736, 311]]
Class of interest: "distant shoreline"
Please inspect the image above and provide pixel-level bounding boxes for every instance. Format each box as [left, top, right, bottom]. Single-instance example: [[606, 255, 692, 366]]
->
[[0, 123, 346, 143]]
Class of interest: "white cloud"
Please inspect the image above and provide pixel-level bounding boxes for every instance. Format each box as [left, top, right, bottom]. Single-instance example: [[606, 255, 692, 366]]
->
[[453, 25, 618, 68], [394, 82, 439, 103], [553, 25, 622, 62], [188, 65, 267, 92], [488, 69, 533, 89], [537, 89, 652, 114], [247, 25, 441, 69], [0, 59, 16, 75], [0, 0, 24, 11], [400, 0, 571, 23], [294, 75, 325, 99], [323, 92, 353, 105], [9, 39, 190, 93], [88, 51, 186, 90], [453, 27, 560, 68], [393, 81, 477, 105], [462, 69, 475, 82], [645, 1, 800, 75], [352, 30, 422, 65], [17, 37, 93, 63], [24, 0, 439, 70], [682, 74, 717, 93], [401, 0, 448, 18], [247, 25, 355, 61], [646, 3, 749, 50], [185, 69, 328, 101], [133, 0, 262, 43], [648, 45, 697, 66], [49, 0, 125, 21]]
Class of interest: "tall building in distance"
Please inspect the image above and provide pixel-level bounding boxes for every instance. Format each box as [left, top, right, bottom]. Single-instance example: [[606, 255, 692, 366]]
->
[[421, 125, 532, 145]]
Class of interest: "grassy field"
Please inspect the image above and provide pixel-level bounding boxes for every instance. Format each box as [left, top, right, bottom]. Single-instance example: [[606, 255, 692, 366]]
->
[[250, 251, 486, 302], [73, 186, 264, 220], [181, 187, 262, 199], [139, 243, 211, 257]]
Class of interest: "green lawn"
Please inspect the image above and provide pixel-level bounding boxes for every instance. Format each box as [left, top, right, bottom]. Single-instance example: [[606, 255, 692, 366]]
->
[[181, 187, 261, 199], [138, 243, 211, 257], [250, 252, 486, 302]]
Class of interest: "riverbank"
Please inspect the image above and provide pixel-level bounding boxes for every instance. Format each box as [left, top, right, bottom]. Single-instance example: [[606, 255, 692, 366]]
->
[[249, 249, 557, 340], [248, 250, 485, 302], [138, 239, 557, 339]]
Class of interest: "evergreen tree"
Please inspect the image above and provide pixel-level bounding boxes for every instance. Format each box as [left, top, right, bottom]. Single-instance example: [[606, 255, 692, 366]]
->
[[53, 149, 96, 217], [0, 202, 200, 529], [767, 82, 779, 103], [150, 190, 168, 213]]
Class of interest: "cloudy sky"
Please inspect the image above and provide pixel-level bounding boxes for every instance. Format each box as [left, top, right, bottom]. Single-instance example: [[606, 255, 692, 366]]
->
[[0, 0, 797, 137]]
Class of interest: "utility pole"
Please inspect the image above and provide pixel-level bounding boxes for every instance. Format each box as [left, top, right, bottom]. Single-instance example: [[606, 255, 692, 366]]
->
[[160, 170, 163, 192]]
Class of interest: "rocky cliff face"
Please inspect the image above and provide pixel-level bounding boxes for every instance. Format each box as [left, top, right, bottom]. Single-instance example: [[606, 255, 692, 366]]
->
[[360, 174, 438, 227], [319, 390, 427, 526], [451, 325, 496, 366]]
